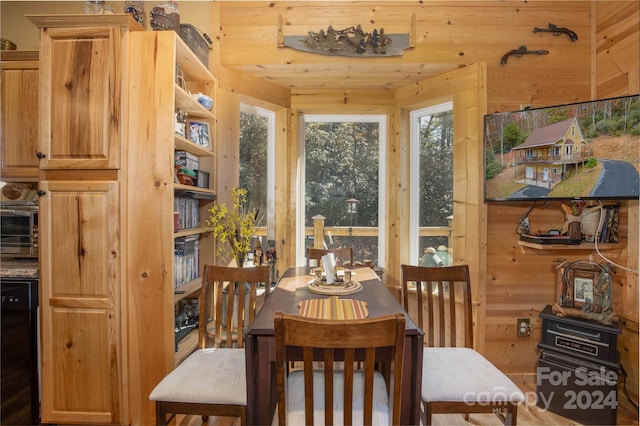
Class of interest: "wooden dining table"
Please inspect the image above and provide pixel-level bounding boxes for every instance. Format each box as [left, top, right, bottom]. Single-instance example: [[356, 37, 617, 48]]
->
[[244, 266, 424, 425]]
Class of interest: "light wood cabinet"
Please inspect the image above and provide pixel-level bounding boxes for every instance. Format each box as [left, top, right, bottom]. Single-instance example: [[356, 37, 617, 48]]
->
[[38, 180, 123, 424], [28, 15, 137, 170], [28, 14, 142, 425], [30, 14, 217, 425], [1, 51, 39, 181]]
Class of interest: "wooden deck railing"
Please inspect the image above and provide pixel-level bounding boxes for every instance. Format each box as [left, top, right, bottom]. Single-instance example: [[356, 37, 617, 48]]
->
[[254, 215, 453, 254]]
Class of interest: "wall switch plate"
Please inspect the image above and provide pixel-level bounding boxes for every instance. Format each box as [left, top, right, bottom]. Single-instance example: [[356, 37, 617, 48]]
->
[[517, 318, 531, 337]]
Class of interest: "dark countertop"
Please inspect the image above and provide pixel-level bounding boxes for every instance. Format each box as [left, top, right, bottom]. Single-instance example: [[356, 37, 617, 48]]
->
[[0, 258, 39, 279]]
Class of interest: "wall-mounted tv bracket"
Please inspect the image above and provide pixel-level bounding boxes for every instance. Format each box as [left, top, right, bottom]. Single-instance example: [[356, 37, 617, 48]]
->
[[533, 23, 578, 42], [501, 45, 549, 65]]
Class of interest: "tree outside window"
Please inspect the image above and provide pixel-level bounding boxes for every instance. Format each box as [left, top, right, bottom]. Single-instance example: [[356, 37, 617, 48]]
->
[[304, 118, 382, 266]]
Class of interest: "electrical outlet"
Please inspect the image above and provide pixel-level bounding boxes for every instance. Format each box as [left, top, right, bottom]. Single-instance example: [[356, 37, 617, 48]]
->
[[517, 318, 531, 337]]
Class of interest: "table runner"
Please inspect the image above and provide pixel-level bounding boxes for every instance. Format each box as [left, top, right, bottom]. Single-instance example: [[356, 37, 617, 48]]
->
[[298, 295, 369, 320]]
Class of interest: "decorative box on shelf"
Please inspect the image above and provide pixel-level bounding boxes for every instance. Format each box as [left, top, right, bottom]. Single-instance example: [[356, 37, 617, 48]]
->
[[179, 23, 212, 67]]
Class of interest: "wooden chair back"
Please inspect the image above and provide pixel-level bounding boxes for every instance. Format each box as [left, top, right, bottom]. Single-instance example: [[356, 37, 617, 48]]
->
[[274, 312, 405, 426], [401, 264, 473, 348], [199, 265, 270, 348], [306, 247, 354, 268]]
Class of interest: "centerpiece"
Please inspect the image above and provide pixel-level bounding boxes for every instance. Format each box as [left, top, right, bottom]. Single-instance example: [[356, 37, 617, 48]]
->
[[206, 187, 262, 267]]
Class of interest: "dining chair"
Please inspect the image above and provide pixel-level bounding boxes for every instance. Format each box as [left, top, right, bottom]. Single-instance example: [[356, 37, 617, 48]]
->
[[273, 311, 405, 426], [149, 264, 271, 426], [400, 264, 525, 425], [306, 247, 354, 268]]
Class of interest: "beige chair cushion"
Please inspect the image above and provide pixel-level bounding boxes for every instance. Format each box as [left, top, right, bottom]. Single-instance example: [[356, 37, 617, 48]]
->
[[149, 348, 246, 405], [423, 347, 525, 404], [278, 370, 390, 425]]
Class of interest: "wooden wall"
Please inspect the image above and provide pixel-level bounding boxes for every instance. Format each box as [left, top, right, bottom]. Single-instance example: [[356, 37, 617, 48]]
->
[[2, 0, 638, 400]]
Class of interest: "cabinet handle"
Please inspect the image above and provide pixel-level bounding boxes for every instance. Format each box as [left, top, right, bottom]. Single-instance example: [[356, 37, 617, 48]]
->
[[37, 190, 46, 197], [36, 152, 46, 159]]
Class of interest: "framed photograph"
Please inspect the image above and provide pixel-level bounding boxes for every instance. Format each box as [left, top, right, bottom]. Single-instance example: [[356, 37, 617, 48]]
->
[[573, 277, 593, 303], [188, 121, 211, 148], [556, 259, 605, 311]]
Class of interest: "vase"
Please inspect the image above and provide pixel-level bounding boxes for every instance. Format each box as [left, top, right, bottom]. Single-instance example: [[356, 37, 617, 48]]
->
[[235, 252, 246, 267]]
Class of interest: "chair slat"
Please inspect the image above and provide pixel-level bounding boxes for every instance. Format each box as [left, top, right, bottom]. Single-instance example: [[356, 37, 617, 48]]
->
[[425, 279, 435, 346], [343, 349, 355, 425], [447, 279, 457, 346], [303, 346, 315, 424]]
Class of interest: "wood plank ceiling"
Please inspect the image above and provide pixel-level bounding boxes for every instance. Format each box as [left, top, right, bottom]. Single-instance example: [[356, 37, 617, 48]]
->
[[218, 2, 483, 91], [229, 62, 462, 91]]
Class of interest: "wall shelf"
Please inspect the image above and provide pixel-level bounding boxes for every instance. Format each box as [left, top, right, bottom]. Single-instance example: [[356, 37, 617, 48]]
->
[[518, 240, 622, 251], [175, 134, 214, 157], [174, 277, 202, 304]]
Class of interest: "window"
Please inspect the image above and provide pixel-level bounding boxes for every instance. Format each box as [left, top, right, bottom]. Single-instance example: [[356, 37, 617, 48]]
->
[[239, 104, 275, 240], [409, 102, 454, 265], [300, 115, 386, 267]]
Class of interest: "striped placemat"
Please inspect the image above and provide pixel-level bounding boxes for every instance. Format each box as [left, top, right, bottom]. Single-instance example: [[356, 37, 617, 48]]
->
[[298, 296, 369, 320]]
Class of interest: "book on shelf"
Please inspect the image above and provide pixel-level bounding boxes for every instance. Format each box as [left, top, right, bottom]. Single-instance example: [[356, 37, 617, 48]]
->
[[174, 235, 199, 288], [597, 204, 620, 243], [606, 205, 619, 243], [173, 197, 200, 230]]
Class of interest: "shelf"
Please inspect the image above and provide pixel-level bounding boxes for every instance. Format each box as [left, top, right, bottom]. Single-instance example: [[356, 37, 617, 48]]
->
[[174, 183, 217, 195], [174, 277, 202, 303], [174, 327, 199, 366], [175, 83, 214, 119], [174, 227, 208, 238], [175, 34, 213, 82], [175, 134, 214, 157], [518, 241, 622, 250]]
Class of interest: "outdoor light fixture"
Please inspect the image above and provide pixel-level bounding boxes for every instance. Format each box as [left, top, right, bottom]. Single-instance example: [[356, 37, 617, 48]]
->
[[346, 198, 360, 215], [346, 198, 360, 242]]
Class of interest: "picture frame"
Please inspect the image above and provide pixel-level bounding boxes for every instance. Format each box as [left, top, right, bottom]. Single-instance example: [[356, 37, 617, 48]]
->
[[573, 277, 593, 303], [555, 260, 604, 311], [188, 121, 211, 148]]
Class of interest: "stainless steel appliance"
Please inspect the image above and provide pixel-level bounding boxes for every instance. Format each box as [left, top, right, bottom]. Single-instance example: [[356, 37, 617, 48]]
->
[[1, 277, 39, 425], [0, 202, 38, 257]]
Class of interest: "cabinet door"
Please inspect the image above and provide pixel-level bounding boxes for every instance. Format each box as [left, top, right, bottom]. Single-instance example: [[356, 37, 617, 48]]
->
[[38, 26, 123, 169], [38, 180, 124, 424], [1, 56, 39, 179]]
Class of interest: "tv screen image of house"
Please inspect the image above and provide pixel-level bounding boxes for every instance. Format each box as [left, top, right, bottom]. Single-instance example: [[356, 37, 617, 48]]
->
[[484, 94, 640, 202]]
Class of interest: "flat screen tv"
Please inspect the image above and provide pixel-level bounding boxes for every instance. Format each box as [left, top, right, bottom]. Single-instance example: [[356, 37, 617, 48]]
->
[[484, 94, 640, 202]]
